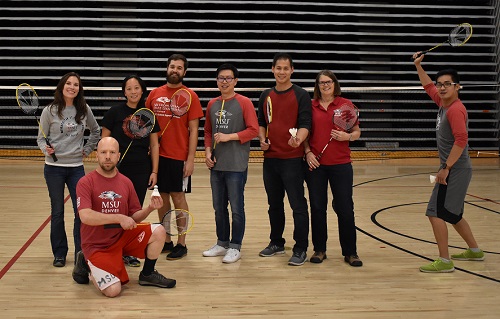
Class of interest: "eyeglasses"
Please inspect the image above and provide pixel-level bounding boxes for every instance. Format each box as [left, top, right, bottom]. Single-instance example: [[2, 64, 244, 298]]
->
[[318, 80, 333, 86], [435, 82, 457, 89], [217, 77, 234, 83]]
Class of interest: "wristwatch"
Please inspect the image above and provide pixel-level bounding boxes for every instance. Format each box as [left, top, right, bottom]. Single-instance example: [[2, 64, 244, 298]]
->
[[440, 163, 450, 170]]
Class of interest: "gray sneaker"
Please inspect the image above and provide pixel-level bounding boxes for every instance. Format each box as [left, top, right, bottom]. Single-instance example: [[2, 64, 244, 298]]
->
[[288, 250, 307, 266], [259, 244, 285, 257], [139, 270, 176, 288]]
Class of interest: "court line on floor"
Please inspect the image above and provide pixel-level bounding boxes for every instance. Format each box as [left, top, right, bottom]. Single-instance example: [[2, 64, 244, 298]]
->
[[354, 173, 500, 283], [0, 194, 70, 280]]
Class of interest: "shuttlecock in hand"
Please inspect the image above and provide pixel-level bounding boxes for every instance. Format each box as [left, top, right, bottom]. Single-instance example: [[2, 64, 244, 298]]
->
[[289, 128, 297, 138], [429, 175, 436, 183], [151, 185, 161, 197]]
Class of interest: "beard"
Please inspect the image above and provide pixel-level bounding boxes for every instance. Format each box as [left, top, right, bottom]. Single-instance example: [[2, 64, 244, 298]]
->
[[166, 72, 184, 85], [99, 161, 116, 172]]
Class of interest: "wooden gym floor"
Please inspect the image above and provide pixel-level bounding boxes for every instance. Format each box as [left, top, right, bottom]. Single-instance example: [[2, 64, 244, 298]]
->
[[0, 157, 498, 318]]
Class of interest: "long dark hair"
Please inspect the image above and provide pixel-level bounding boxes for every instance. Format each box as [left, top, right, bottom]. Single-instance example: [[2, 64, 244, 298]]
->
[[50, 72, 87, 124]]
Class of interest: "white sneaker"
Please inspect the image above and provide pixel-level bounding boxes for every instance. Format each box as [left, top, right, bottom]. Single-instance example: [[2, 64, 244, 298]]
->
[[202, 244, 228, 257], [222, 248, 241, 263]]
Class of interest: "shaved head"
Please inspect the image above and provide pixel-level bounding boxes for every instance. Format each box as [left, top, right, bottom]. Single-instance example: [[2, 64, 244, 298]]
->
[[96, 137, 120, 175]]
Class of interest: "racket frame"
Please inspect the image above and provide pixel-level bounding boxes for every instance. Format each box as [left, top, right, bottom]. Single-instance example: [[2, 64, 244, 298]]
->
[[265, 95, 272, 143], [316, 103, 359, 161], [158, 88, 192, 141], [417, 23, 472, 57], [211, 99, 226, 162], [118, 108, 156, 167], [161, 208, 194, 236], [15, 83, 58, 162]]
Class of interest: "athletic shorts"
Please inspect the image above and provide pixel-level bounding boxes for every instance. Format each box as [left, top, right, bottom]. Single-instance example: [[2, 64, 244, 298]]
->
[[157, 157, 191, 193], [426, 168, 472, 224], [87, 224, 162, 290]]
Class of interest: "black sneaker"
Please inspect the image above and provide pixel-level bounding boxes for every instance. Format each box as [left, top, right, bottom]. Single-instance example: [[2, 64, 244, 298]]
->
[[72, 250, 90, 284], [161, 241, 174, 253], [53, 256, 66, 267], [123, 255, 141, 267], [259, 244, 285, 257], [166, 244, 188, 260], [139, 270, 176, 288]]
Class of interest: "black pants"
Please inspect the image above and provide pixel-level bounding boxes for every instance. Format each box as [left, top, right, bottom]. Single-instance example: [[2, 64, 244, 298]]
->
[[305, 162, 357, 256], [263, 157, 309, 252]]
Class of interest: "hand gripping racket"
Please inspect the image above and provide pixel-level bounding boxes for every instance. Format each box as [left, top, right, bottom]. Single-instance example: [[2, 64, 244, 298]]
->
[[16, 83, 58, 162], [118, 108, 156, 168], [158, 88, 192, 142], [414, 23, 472, 59], [315, 102, 359, 162], [210, 99, 226, 163], [104, 208, 194, 236], [265, 95, 272, 143]]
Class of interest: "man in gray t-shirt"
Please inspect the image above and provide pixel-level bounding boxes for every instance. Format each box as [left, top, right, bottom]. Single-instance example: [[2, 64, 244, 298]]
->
[[203, 64, 259, 264]]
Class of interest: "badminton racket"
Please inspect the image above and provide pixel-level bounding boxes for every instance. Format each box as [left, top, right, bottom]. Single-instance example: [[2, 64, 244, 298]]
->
[[104, 208, 194, 236], [313, 102, 359, 163], [265, 95, 272, 143], [118, 108, 156, 168], [414, 23, 472, 59], [16, 83, 58, 162], [158, 88, 192, 142], [210, 99, 226, 163]]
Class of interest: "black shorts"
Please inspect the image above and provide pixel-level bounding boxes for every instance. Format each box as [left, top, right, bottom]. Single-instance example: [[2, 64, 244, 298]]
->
[[157, 157, 191, 193]]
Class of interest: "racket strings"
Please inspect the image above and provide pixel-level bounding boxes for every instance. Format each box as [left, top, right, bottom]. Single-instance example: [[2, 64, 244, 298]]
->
[[17, 87, 39, 114], [128, 109, 155, 139], [449, 24, 472, 46], [162, 210, 192, 236], [333, 104, 359, 131], [170, 91, 191, 117]]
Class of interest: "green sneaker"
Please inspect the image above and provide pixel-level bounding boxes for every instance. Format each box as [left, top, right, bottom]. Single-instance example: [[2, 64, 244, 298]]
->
[[451, 249, 485, 261], [419, 259, 455, 273]]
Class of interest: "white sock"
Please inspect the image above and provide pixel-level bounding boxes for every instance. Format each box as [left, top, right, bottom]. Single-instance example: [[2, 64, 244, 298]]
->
[[470, 248, 481, 253], [439, 257, 451, 263]]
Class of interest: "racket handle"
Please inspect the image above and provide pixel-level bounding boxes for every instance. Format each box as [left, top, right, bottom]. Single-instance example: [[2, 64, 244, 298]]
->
[[104, 222, 149, 229], [104, 224, 121, 229], [412, 50, 429, 61], [45, 139, 58, 162]]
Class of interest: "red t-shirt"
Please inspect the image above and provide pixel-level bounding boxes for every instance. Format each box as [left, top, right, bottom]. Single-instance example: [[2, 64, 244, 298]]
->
[[309, 96, 358, 165], [77, 170, 142, 258], [146, 84, 204, 160]]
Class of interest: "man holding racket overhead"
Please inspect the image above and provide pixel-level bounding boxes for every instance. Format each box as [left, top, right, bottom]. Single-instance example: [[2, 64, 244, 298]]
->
[[413, 52, 485, 273], [146, 53, 204, 260], [257, 53, 311, 266], [74, 137, 176, 297], [203, 63, 259, 263]]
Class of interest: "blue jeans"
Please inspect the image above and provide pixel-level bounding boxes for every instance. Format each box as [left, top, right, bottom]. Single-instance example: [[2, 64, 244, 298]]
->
[[210, 169, 248, 250], [44, 164, 85, 260], [305, 162, 357, 256], [263, 157, 309, 252]]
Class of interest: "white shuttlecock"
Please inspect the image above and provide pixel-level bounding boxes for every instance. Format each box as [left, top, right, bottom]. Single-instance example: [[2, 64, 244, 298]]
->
[[289, 128, 297, 138], [429, 175, 436, 183], [151, 185, 161, 197]]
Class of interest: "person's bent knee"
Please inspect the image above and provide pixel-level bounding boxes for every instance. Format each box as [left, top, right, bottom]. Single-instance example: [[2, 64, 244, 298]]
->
[[101, 282, 121, 298], [437, 210, 463, 225], [152, 225, 167, 242]]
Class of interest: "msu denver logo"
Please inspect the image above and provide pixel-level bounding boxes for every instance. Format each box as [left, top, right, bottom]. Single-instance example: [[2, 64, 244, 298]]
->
[[216, 109, 232, 119], [99, 191, 122, 201]]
